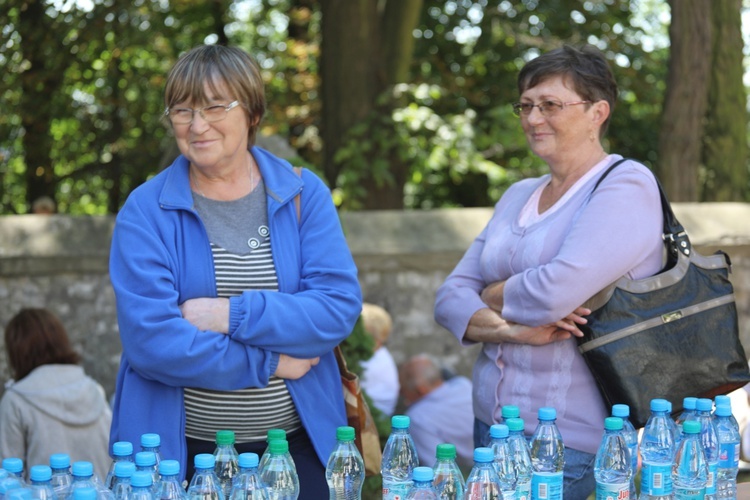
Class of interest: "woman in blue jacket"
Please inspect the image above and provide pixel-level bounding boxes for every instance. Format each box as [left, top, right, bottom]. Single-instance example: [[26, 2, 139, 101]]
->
[[108, 44, 362, 496]]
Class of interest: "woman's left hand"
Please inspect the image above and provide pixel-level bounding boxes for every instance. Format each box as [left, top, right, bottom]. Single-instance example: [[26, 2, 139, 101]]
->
[[480, 280, 505, 311], [180, 297, 230, 334]]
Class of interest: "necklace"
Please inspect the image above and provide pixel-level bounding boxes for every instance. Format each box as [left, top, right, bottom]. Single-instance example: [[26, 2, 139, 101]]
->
[[191, 154, 255, 199]]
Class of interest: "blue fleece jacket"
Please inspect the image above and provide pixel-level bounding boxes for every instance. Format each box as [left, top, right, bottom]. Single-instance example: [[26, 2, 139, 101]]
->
[[108, 147, 362, 478]]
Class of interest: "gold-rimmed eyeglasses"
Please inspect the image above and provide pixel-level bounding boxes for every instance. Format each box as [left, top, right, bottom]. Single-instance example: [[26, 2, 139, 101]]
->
[[512, 100, 590, 118], [164, 100, 240, 125]]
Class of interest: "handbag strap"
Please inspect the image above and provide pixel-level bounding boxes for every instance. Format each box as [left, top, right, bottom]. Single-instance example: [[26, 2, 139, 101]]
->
[[593, 158, 691, 259]]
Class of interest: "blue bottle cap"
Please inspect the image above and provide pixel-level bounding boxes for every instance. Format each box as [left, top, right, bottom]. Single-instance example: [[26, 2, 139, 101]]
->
[[113, 441, 133, 457], [114, 461, 136, 478], [49, 453, 71, 469], [612, 404, 630, 418], [473, 447, 494, 463], [538, 407, 556, 421], [158, 460, 180, 476], [71, 461, 93, 477], [650, 398, 669, 412], [6, 488, 31, 500], [72, 487, 98, 500], [135, 451, 157, 467], [682, 397, 698, 410], [506, 417, 525, 432], [194, 454, 215, 469], [696, 398, 713, 412], [501, 405, 520, 419], [391, 415, 410, 429], [682, 420, 701, 434], [715, 395, 731, 408], [238, 453, 259, 469], [1, 458, 23, 474], [604, 417, 624, 431], [715, 404, 733, 418], [412, 466, 433, 482], [490, 424, 509, 439], [141, 433, 161, 448], [30, 465, 52, 482], [130, 471, 153, 488]]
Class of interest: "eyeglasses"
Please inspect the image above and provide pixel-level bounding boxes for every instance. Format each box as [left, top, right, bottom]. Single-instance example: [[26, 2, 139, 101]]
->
[[164, 100, 240, 124], [512, 100, 590, 117]]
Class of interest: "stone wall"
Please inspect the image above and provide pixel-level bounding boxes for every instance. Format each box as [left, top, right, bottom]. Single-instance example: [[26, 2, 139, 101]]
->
[[1, 204, 749, 401]]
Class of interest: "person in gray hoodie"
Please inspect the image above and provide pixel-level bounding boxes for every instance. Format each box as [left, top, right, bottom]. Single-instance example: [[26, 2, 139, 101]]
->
[[0, 308, 112, 481]]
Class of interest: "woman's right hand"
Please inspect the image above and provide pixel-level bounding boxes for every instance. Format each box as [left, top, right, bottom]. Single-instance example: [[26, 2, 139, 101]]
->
[[274, 354, 320, 380]]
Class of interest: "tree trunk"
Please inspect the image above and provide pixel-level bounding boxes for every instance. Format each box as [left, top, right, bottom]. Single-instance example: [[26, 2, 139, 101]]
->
[[702, 0, 747, 201], [659, 0, 713, 201]]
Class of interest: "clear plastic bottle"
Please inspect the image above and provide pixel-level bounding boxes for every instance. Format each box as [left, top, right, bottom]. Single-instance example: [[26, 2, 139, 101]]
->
[[110, 462, 135, 500], [0, 475, 24, 500], [489, 424, 517, 500], [71, 489, 97, 500], [258, 430, 286, 474], [505, 418, 531, 500], [67, 462, 114, 500], [713, 396, 739, 432], [29, 465, 58, 500], [675, 397, 698, 450], [134, 454, 159, 494], [464, 447, 502, 500], [611, 404, 638, 500], [714, 403, 740, 499], [594, 417, 631, 500], [672, 420, 708, 499], [381, 415, 419, 500], [639, 398, 675, 500], [2, 458, 26, 483], [155, 460, 187, 500], [528, 407, 563, 500], [695, 398, 719, 499], [106, 443, 135, 490], [325, 426, 364, 500], [432, 443, 465, 500], [50, 454, 74, 499], [228, 453, 267, 500], [140, 435, 163, 470], [187, 454, 223, 500], [7, 490, 32, 500], [258, 440, 298, 500], [213, 431, 239, 500], [129, 472, 154, 500], [405, 467, 438, 500]]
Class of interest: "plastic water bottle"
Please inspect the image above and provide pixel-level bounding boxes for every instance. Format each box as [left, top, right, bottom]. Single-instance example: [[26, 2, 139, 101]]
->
[[529, 407, 564, 500], [405, 467, 438, 500], [713, 395, 739, 432], [694, 398, 719, 499], [67, 462, 114, 500], [71, 489, 97, 500], [325, 425, 364, 500], [2, 458, 25, 483], [7, 490, 32, 500], [187, 454, 224, 500], [505, 418, 532, 500], [50, 454, 74, 499], [639, 398, 675, 500], [465, 447, 502, 500], [675, 397, 698, 451], [501, 406, 520, 423], [258, 440, 298, 500], [594, 417, 632, 500], [714, 403, 740, 499], [258, 430, 286, 474], [432, 443, 465, 500], [213, 431, 239, 499], [29, 465, 58, 500], [106, 443, 135, 490], [110, 462, 135, 500], [672, 420, 708, 499], [0, 476, 24, 500], [489, 424, 517, 500], [129, 472, 155, 500], [381, 415, 419, 500], [140, 434, 163, 469], [611, 404, 638, 499], [154, 460, 187, 500], [134, 453, 159, 494], [228, 453, 267, 500]]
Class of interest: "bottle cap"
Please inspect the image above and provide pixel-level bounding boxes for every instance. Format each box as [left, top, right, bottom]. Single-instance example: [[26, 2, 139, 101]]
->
[[1, 458, 23, 474], [412, 466, 433, 482], [216, 430, 236, 445], [112, 441, 133, 457], [267, 429, 286, 442], [130, 471, 153, 488], [49, 453, 71, 469], [29, 465, 52, 482], [391, 415, 410, 429], [194, 453, 215, 469], [6, 489, 31, 500], [268, 439, 289, 455], [336, 426, 355, 442], [611, 404, 630, 418], [114, 461, 136, 478], [135, 451, 157, 467], [436, 443, 457, 460], [72, 488, 97, 500], [490, 424, 509, 439], [696, 398, 713, 412], [682, 420, 701, 434], [501, 405, 520, 419], [604, 417, 624, 431], [141, 433, 161, 448], [682, 397, 698, 410], [538, 407, 556, 421], [715, 395, 731, 408], [650, 398, 669, 412], [159, 460, 180, 476], [71, 461, 93, 478], [715, 404, 733, 418], [506, 417, 525, 432], [473, 447, 494, 463], [238, 453, 260, 469]]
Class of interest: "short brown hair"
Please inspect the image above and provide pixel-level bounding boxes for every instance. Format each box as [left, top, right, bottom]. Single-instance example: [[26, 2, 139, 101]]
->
[[164, 45, 267, 145], [4, 308, 80, 381]]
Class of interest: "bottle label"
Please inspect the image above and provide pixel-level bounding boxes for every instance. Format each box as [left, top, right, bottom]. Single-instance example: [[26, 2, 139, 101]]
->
[[706, 461, 717, 494], [516, 480, 531, 500], [641, 462, 672, 496], [718, 442, 740, 468], [673, 486, 705, 499], [383, 479, 412, 499], [531, 471, 562, 500], [502, 490, 518, 500], [595, 481, 630, 500]]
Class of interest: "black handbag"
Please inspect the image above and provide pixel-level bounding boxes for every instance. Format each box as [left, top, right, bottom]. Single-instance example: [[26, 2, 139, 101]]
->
[[577, 159, 750, 428]]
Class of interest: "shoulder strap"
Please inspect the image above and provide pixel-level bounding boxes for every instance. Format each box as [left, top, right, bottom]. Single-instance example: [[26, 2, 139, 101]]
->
[[293, 167, 302, 224]]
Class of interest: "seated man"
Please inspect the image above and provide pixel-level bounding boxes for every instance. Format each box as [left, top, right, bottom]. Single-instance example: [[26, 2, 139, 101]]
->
[[399, 354, 474, 470], [360, 303, 400, 416]]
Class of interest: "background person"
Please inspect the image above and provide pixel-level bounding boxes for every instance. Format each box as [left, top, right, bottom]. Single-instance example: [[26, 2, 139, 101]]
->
[[359, 302, 399, 416], [434, 44, 664, 498], [0, 308, 112, 480], [108, 44, 362, 496]]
